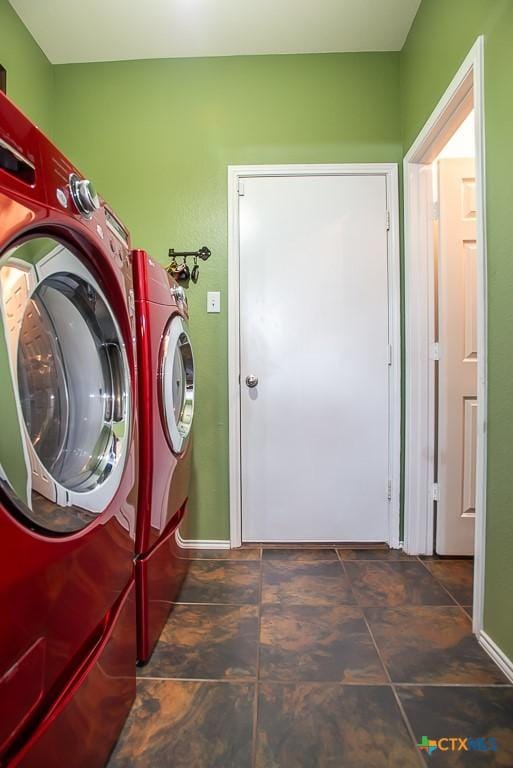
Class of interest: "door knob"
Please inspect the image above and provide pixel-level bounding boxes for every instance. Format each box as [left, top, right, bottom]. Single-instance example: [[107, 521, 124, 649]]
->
[[245, 375, 258, 388]]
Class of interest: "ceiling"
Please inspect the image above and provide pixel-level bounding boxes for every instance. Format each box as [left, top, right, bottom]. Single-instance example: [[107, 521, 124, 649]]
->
[[10, 0, 421, 65]]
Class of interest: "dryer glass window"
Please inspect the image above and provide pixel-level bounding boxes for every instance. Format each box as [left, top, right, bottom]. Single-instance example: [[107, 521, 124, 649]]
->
[[161, 316, 194, 454], [0, 236, 131, 533]]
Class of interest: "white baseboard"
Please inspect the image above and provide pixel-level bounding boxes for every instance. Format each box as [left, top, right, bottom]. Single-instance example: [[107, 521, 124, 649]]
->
[[479, 630, 513, 683], [176, 531, 231, 549]]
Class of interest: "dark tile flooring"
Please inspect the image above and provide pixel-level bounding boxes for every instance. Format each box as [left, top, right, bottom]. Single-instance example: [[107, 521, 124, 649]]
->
[[109, 548, 513, 767]]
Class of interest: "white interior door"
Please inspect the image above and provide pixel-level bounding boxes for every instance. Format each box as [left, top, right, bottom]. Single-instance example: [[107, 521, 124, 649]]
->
[[239, 173, 391, 542], [436, 158, 477, 555]]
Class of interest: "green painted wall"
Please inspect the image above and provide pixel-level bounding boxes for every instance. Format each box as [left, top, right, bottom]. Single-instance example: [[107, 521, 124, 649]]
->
[[52, 52, 402, 540], [400, 0, 513, 659], [0, 0, 53, 134]]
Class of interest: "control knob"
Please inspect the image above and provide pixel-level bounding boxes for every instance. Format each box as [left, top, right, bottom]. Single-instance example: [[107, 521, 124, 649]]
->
[[172, 285, 187, 304], [69, 173, 100, 217]]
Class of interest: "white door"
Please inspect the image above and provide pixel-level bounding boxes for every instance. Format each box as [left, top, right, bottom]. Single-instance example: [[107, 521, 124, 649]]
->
[[239, 174, 391, 542], [436, 158, 477, 555]]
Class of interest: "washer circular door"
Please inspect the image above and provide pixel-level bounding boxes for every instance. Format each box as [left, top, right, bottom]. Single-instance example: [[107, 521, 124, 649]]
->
[[0, 236, 131, 534], [160, 315, 194, 454]]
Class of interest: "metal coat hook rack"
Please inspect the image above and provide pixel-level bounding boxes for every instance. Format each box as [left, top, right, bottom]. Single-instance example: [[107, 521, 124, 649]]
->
[[167, 246, 211, 285]]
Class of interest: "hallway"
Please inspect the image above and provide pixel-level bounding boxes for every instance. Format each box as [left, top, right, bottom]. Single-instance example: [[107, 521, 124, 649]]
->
[[109, 547, 513, 767]]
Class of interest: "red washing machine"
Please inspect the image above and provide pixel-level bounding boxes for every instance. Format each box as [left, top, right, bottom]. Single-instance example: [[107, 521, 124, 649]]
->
[[132, 250, 194, 664], [0, 93, 137, 766]]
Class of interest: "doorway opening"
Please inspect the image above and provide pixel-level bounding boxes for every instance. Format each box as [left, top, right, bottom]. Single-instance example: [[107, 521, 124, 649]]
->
[[403, 37, 486, 637], [432, 112, 477, 557]]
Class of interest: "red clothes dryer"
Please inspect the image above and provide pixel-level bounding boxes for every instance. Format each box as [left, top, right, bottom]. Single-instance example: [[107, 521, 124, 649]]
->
[[132, 250, 194, 664], [0, 93, 137, 766]]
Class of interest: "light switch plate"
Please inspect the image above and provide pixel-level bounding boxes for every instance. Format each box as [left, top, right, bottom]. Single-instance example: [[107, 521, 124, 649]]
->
[[207, 291, 221, 313]]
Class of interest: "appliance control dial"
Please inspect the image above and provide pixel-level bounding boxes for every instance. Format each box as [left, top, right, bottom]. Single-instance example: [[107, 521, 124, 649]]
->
[[69, 173, 100, 217], [172, 285, 187, 304]]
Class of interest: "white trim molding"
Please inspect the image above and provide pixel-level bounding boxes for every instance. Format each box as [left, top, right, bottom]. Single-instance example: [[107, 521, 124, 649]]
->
[[479, 631, 513, 684], [176, 531, 230, 549], [403, 36, 487, 637], [228, 163, 401, 549]]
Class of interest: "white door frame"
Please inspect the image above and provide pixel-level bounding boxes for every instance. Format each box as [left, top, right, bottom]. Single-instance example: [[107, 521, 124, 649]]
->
[[228, 163, 401, 548], [403, 37, 486, 635]]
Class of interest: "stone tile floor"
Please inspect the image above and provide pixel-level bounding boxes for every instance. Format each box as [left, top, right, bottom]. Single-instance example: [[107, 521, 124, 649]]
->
[[109, 548, 513, 767]]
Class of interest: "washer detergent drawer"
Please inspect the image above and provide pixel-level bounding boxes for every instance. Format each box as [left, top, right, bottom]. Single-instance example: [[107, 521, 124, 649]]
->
[[0, 638, 45, 754], [8, 580, 136, 768]]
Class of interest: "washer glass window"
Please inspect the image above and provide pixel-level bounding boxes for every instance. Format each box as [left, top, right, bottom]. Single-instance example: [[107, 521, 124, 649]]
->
[[0, 236, 131, 533], [161, 316, 194, 454]]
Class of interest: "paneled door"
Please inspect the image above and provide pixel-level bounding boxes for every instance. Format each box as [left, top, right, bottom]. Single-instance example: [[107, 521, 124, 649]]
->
[[436, 158, 477, 555], [238, 173, 393, 542]]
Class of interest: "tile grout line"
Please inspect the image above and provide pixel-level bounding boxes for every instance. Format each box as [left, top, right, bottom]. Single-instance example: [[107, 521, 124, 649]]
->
[[341, 557, 426, 767], [171, 600, 260, 607], [338, 557, 359, 606], [135, 675, 513, 687], [359, 603, 426, 767], [345, 555, 468, 610], [183, 559, 261, 563], [386, 681, 513, 688], [340, 559, 390, 683], [251, 549, 264, 768], [172, 558, 262, 606], [347, 557, 460, 604], [415, 556, 471, 609], [389, 684, 428, 768], [456, 602, 474, 622], [137, 675, 258, 683]]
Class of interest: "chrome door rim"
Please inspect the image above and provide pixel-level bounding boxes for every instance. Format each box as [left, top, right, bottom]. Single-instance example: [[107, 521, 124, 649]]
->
[[160, 315, 194, 454], [0, 237, 131, 533]]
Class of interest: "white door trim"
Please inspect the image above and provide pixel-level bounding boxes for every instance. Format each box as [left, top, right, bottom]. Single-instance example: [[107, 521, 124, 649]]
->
[[403, 37, 487, 636], [228, 163, 401, 548]]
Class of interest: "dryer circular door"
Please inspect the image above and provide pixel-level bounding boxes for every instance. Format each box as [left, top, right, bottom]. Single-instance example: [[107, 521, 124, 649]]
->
[[0, 236, 131, 534], [160, 315, 194, 454]]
